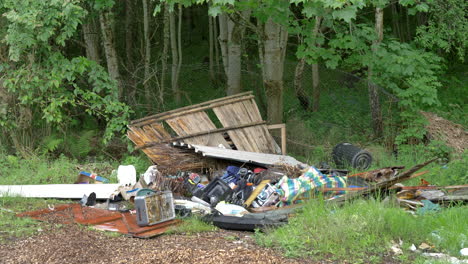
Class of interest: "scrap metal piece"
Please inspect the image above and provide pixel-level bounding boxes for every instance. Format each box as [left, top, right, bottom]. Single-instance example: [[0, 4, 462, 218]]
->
[[328, 158, 438, 205], [17, 204, 179, 238]]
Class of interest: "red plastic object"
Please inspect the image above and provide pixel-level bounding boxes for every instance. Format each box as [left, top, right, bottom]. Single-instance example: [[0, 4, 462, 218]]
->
[[17, 203, 179, 238]]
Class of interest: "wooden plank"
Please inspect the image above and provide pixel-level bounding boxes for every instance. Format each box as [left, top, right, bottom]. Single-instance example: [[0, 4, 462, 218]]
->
[[213, 101, 278, 153], [213, 103, 257, 152], [128, 126, 153, 144], [141, 124, 164, 142], [268, 123, 286, 154], [130, 91, 252, 125], [127, 130, 144, 146], [240, 100, 279, 153], [165, 111, 230, 147], [149, 123, 171, 140], [136, 121, 267, 150], [132, 94, 254, 127]]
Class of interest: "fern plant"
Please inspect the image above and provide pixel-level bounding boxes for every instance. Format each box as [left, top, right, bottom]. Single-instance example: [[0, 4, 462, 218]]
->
[[64, 130, 98, 159]]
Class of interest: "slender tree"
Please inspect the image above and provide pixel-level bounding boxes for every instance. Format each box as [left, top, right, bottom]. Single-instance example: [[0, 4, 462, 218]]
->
[[170, 5, 182, 104], [208, 13, 215, 82], [160, 3, 170, 106], [311, 16, 322, 112], [260, 18, 288, 124], [99, 8, 124, 100], [125, 0, 136, 105], [142, 0, 152, 107], [368, 6, 384, 138]]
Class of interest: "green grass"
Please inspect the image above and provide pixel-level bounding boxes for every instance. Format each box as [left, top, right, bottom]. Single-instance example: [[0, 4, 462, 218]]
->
[[166, 217, 217, 235], [0, 154, 77, 185], [0, 197, 69, 243], [255, 198, 468, 263]]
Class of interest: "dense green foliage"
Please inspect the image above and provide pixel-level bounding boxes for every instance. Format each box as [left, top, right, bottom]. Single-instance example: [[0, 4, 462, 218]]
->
[[0, 0, 130, 150], [0, 0, 465, 155]]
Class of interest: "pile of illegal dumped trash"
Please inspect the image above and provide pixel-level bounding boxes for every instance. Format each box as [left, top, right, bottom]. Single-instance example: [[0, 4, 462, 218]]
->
[[2, 93, 467, 239]]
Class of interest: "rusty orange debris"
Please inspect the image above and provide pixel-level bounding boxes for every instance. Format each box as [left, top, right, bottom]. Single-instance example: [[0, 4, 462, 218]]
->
[[17, 203, 179, 238]]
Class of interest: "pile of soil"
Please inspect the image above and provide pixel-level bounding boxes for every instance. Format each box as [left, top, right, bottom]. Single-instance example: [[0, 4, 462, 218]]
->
[[421, 112, 467, 154], [0, 225, 313, 264]]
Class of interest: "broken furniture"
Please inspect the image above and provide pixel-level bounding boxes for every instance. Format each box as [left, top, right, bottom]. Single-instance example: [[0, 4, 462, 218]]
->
[[127, 92, 285, 173]]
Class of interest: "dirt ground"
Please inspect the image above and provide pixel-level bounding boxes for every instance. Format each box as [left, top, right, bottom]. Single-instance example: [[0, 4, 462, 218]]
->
[[421, 111, 467, 154], [0, 225, 316, 264]]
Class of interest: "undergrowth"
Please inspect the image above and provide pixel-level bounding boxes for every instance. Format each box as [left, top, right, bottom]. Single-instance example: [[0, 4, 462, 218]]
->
[[255, 198, 468, 263]]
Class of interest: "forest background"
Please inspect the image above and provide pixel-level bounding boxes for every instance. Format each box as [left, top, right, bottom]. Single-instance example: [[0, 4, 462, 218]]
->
[[0, 1, 467, 262], [0, 0, 466, 185]]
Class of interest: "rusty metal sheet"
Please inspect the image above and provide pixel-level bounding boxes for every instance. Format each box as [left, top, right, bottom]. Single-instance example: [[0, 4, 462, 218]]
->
[[17, 204, 179, 238]]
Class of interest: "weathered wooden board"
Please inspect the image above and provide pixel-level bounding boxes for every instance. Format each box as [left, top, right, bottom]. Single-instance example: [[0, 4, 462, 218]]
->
[[213, 99, 279, 153], [165, 111, 230, 147], [127, 92, 283, 171]]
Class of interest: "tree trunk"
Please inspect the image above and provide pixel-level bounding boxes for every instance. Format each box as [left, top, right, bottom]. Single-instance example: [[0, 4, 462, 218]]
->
[[125, 0, 136, 105], [405, 7, 411, 41], [293, 58, 310, 110], [169, 6, 182, 104], [0, 50, 10, 123], [99, 9, 123, 100], [142, 0, 152, 107], [218, 11, 250, 95], [226, 16, 241, 95], [125, 0, 134, 71], [368, 7, 384, 138], [391, 3, 401, 41], [218, 14, 229, 79], [208, 14, 215, 82], [176, 5, 183, 102], [82, 17, 100, 63], [260, 18, 288, 124], [311, 16, 322, 112], [213, 16, 221, 76], [160, 4, 170, 106]]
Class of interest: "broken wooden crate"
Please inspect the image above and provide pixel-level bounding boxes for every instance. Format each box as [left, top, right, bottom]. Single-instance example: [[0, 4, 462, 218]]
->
[[127, 92, 285, 172]]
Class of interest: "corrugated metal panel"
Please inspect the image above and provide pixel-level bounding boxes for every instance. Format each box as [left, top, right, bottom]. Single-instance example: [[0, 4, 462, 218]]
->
[[174, 144, 307, 168]]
